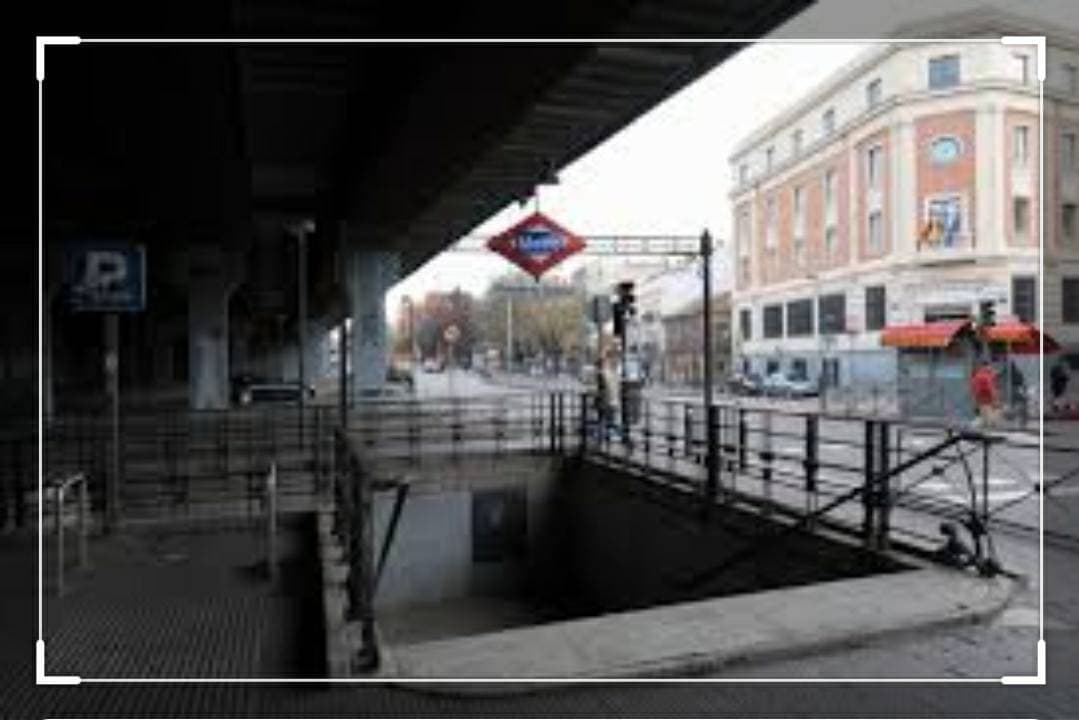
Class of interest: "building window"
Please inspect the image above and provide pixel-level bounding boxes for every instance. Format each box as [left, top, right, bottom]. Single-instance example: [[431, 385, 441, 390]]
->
[[766, 197, 778, 250], [867, 145, 883, 189], [866, 78, 882, 108], [766, 359, 780, 376], [825, 226, 838, 257], [1064, 132, 1076, 171], [740, 308, 752, 340], [818, 293, 846, 334], [786, 299, 814, 337], [790, 358, 808, 381], [824, 168, 837, 212], [763, 304, 784, 339], [791, 129, 803, 156], [1014, 125, 1030, 165], [865, 286, 886, 331], [1015, 53, 1031, 84], [1063, 278, 1079, 324], [928, 54, 960, 89], [822, 108, 835, 137], [867, 210, 884, 253], [1064, 203, 1077, 244], [821, 358, 840, 387], [766, 146, 775, 171], [1014, 196, 1031, 239], [1066, 63, 1079, 96], [1012, 276, 1036, 323]]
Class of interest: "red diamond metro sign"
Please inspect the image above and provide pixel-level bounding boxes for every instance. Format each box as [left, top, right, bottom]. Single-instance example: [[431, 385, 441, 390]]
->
[[486, 211, 586, 280]]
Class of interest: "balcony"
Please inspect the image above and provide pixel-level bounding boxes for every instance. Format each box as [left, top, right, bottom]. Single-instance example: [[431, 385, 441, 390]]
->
[[914, 231, 976, 262]]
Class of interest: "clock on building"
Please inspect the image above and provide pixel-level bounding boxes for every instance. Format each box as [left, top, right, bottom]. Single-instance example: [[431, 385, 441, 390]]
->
[[930, 136, 962, 164]]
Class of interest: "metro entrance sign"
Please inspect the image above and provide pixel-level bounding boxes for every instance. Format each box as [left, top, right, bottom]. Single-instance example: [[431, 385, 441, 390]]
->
[[486, 211, 586, 280]]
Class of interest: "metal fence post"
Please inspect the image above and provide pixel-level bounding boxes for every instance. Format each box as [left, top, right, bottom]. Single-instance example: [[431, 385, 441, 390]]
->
[[705, 403, 720, 508], [862, 420, 877, 549], [684, 404, 693, 459], [877, 421, 891, 551], [738, 407, 747, 472], [579, 392, 589, 452], [805, 414, 818, 528], [761, 410, 773, 516], [549, 393, 557, 454], [557, 393, 565, 454]]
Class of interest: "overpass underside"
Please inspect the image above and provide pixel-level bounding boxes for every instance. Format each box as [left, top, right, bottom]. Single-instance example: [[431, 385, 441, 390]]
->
[[37, 3, 811, 418]]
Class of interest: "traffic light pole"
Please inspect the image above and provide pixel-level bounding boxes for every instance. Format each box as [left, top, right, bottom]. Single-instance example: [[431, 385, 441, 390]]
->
[[701, 230, 720, 512]]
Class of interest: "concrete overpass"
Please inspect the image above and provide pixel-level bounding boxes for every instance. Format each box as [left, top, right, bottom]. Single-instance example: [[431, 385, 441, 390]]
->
[[36, 0, 812, 413]]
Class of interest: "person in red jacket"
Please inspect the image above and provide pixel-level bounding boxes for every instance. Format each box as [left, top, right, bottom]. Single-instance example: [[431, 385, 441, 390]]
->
[[970, 359, 1000, 428]]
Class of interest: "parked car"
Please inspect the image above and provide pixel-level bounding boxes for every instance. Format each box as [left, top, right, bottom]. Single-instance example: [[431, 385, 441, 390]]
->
[[237, 379, 315, 406], [728, 372, 763, 396], [761, 373, 819, 399]]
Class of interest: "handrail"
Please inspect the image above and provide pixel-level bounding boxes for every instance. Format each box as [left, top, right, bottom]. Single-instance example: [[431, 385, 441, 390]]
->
[[50, 471, 90, 596]]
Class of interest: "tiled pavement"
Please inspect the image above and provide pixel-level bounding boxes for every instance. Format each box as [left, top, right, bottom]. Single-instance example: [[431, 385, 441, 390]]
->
[[2, 491, 1079, 717]]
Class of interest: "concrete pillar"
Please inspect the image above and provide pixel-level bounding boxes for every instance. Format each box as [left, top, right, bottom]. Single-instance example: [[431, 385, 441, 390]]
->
[[188, 250, 235, 410], [304, 318, 331, 380], [345, 248, 400, 401]]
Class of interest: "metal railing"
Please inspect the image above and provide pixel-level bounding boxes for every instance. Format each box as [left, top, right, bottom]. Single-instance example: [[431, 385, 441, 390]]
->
[[50, 472, 90, 596], [44, 406, 341, 522], [579, 392, 1021, 572]]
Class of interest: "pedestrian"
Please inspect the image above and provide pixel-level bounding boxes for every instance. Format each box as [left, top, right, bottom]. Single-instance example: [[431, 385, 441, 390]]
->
[[1008, 361, 1028, 428], [1051, 360, 1070, 414], [969, 358, 1001, 429]]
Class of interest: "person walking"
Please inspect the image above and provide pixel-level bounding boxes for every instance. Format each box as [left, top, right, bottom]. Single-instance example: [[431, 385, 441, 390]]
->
[[1051, 360, 1070, 414], [970, 358, 1001, 429]]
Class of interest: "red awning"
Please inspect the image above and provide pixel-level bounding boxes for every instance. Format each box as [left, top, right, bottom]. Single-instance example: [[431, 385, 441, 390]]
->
[[880, 320, 970, 349], [983, 322, 1060, 354]]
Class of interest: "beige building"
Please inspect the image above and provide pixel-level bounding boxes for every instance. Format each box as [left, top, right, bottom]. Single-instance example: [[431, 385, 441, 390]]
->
[[728, 14, 1073, 386]]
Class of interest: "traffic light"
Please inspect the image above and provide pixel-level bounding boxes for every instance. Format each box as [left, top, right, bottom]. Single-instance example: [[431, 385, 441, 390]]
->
[[612, 299, 626, 338], [978, 300, 996, 329], [615, 281, 637, 318]]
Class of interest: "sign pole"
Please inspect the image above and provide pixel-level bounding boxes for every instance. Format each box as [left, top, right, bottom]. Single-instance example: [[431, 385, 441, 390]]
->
[[105, 312, 120, 532], [701, 230, 719, 511]]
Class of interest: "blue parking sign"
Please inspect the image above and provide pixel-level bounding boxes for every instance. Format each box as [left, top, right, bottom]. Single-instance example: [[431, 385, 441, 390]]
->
[[63, 243, 146, 312]]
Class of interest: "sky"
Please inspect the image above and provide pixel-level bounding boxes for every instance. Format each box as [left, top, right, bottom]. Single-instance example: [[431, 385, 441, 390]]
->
[[385, 0, 1079, 319]]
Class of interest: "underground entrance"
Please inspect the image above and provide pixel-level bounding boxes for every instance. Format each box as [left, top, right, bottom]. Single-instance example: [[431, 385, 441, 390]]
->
[[316, 451, 1014, 680]]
